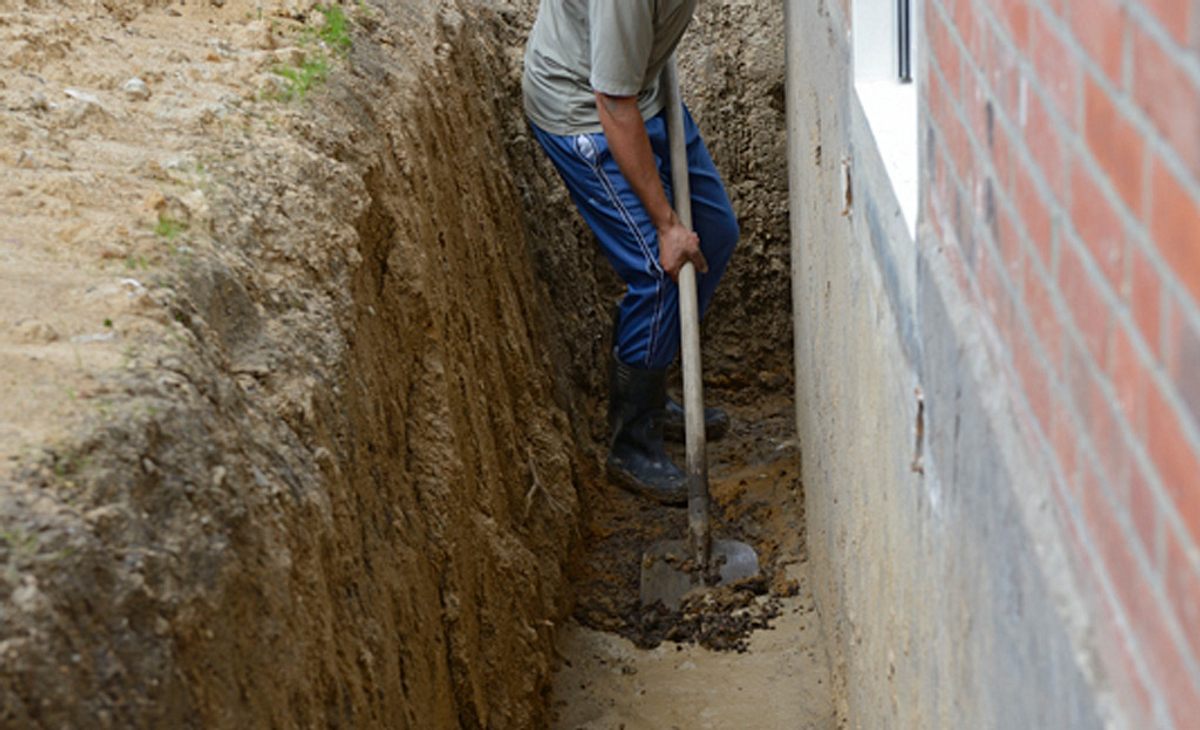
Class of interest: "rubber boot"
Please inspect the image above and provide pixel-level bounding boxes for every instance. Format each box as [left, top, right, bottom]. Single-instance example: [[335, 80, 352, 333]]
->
[[662, 396, 731, 443], [606, 357, 687, 506]]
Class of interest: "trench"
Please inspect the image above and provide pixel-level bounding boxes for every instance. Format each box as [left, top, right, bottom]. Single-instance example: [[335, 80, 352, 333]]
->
[[324, 1, 838, 723], [0, 0, 835, 727]]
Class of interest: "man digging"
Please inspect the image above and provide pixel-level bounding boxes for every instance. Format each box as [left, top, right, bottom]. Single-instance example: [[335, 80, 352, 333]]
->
[[524, 1, 738, 505]]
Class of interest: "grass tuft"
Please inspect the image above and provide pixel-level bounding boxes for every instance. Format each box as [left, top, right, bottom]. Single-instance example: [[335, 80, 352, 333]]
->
[[272, 56, 331, 101], [269, 4, 353, 103], [154, 213, 188, 241]]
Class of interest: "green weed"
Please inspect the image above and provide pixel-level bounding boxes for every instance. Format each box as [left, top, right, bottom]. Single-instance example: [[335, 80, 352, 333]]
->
[[125, 254, 149, 270], [154, 213, 188, 241], [271, 56, 331, 101], [269, 5, 353, 103], [314, 4, 352, 54]]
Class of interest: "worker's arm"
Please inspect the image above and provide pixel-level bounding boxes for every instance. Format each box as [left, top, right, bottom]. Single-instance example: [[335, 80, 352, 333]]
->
[[595, 92, 708, 282]]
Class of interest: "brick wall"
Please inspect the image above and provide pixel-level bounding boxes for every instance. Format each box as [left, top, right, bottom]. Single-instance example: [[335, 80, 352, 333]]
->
[[921, 0, 1200, 725]]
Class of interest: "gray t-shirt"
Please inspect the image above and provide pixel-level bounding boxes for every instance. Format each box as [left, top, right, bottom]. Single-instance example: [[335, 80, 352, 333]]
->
[[523, 0, 698, 135]]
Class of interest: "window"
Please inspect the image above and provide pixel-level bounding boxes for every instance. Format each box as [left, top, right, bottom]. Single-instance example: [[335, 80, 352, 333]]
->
[[898, 0, 913, 83], [854, 0, 920, 236]]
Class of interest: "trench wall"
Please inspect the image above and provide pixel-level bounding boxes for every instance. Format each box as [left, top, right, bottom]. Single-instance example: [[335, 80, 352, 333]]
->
[[785, 0, 1129, 726], [0, 2, 594, 727]]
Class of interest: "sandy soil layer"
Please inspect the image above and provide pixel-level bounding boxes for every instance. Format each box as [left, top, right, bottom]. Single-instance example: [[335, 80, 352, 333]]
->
[[552, 570, 834, 730], [552, 397, 836, 729]]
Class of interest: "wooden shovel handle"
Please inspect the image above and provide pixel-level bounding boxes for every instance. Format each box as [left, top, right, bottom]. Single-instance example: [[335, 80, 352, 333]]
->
[[662, 57, 711, 572]]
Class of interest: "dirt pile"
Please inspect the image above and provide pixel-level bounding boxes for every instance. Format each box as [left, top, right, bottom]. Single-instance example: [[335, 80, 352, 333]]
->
[[567, 401, 807, 653]]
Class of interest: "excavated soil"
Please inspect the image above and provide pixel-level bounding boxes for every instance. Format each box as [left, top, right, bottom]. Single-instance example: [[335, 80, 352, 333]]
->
[[0, 0, 799, 727], [551, 395, 836, 729], [568, 395, 807, 653]]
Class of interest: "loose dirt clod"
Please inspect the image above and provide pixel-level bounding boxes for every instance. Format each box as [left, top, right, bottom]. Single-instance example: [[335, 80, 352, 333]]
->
[[569, 400, 806, 653]]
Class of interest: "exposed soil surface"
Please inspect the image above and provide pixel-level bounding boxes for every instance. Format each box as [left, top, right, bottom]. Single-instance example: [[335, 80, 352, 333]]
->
[[1, 1, 591, 726], [552, 393, 836, 729], [552, 567, 834, 730], [0, 0, 804, 726], [568, 392, 806, 652]]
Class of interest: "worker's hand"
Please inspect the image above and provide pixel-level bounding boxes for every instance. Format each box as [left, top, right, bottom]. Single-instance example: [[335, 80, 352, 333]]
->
[[658, 219, 707, 282]]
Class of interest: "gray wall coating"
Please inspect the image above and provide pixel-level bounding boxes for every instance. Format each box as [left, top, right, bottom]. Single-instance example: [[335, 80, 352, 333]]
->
[[786, 1, 1115, 726]]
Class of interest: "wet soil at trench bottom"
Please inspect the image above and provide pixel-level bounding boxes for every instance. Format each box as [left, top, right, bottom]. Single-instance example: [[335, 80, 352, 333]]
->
[[551, 387, 837, 729], [566, 386, 810, 653]]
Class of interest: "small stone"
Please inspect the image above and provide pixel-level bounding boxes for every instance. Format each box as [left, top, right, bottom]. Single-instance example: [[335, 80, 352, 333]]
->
[[122, 77, 151, 101], [64, 88, 101, 106], [28, 92, 48, 111], [142, 191, 168, 213], [12, 319, 60, 343], [273, 47, 306, 66]]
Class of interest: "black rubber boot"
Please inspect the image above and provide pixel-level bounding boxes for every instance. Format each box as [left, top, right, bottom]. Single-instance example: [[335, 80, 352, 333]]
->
[[662, 396, 731, 443], [606, 357, 687, 506]]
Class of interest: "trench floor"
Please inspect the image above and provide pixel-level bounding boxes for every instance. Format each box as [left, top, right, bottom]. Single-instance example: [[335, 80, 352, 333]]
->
[[550, 394, 838, 729]]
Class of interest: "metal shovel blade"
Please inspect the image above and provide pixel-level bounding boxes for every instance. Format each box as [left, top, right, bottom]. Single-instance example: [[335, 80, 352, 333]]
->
[[639, 539, 761, 611]]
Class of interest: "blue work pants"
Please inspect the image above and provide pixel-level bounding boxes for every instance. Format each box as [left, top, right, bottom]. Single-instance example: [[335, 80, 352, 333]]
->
[[530, 107, 739, 371]]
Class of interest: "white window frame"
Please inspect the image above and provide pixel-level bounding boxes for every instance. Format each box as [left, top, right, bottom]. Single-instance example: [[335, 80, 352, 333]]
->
[[854, 0, 920, 237]]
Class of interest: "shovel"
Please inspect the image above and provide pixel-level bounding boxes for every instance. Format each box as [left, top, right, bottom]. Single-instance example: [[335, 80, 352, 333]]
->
[[638, 57, 760, 611]]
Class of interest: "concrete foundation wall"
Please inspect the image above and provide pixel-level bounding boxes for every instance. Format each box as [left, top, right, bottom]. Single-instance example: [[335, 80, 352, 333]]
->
[[785, 1, 1114, 726]]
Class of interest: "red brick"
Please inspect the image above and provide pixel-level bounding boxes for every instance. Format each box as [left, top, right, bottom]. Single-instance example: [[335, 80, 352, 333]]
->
[[1166, 528, 1200, 666], [963, 65, 989, 156], [1068, 0, 1127, 84], [1120, 571, 1200, 730], [1132, 27, 1200, 181], [1030, 9, 1080, 121], [1145, 381, 1200, 546], [1129, 246, 1164, 358], [1085, 76, 1148, 214], [1084, 473, 1142, 607], [992, 116, 1016, 192], [1087, 496, 1200, 730], [930, 69, 974, 187], [1157, 627, 1200, 730], [1088, 375, 1131, 489], [1015, 161, 1054, 266], [1148, 158, 1200, 303], [1024, 88, 1068, 192], [1071, 163, 1126, 291], [949, 114, 975, 193], [1127, 465, 1160, 568], [996, 198, 1025, 282], [998, 0, 1033, 50], [1060, 243, 1113, 363], [1016, 326, 1053, 430], [1110, 324, 1150, 431], [1026, 256, 1063, 367], [953, 0, 984, 63], [930, 3, 963, 98], [1142, 0, 1195, 46], [1065, 482, 1156, 725], [1050, 392, 1079, 485], [986, 20, 1021, 117]]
